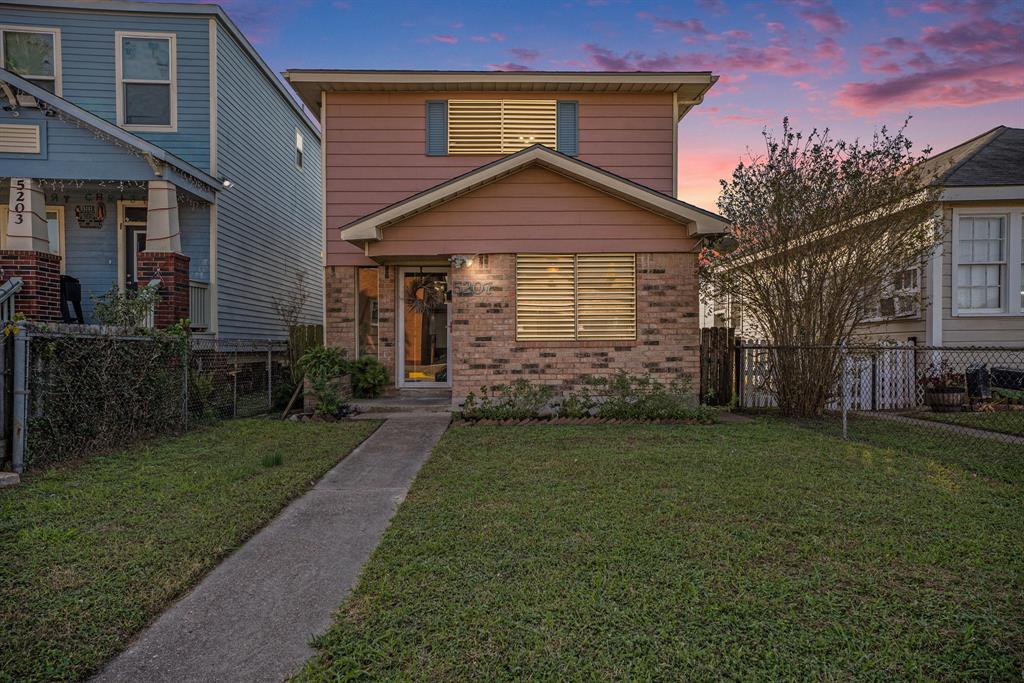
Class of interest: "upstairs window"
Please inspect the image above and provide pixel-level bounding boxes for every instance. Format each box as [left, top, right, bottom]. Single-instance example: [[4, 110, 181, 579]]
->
[[0, 26, 61, 94], [515, 253, 636, 341], [295, 130, 304, 169], [116, 32, 176, 131], [448, 99, 557, 154], [956, 214, 1005, 313]]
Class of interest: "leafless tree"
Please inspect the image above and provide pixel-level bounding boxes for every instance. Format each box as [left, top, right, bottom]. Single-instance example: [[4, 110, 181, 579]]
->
[[272, 269, 310, 330], [702, 119, 942, 417]]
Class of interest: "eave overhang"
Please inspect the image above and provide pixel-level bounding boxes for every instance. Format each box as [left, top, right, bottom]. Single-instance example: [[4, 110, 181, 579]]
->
[[338, 144, 729, 244]]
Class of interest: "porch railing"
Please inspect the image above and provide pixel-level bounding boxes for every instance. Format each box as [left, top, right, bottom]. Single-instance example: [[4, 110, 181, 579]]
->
[[189, 280, 211, 331], [0, 277, 23, 323]]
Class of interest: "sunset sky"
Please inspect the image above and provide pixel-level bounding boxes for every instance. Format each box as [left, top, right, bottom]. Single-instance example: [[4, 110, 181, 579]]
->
[[205, 0, 1023, 211]]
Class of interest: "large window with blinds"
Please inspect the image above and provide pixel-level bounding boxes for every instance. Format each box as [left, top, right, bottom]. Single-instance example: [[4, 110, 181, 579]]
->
[[516, 254, 636, 341], [448, 99, 557, 155]]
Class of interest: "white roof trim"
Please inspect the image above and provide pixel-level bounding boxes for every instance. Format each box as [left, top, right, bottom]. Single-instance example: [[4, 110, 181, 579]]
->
[[940, 185, 1024, 202], [339, 145, 728, 242]]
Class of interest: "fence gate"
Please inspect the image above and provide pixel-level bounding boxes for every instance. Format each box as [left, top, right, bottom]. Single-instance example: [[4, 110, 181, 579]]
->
[[700, 327, 736, 405]]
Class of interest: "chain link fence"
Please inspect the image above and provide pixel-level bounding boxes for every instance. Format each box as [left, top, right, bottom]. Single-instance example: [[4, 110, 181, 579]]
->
[[736, 342, 1024, 447], [7, 324, 288, 470]]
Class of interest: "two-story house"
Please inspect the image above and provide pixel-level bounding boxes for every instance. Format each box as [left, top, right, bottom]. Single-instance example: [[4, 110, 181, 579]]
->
[[0, 0, 322, 338], [284, 70, 728, 399]]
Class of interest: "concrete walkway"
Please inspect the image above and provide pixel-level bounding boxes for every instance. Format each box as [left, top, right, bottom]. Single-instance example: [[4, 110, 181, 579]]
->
[[94, 413, 451, 683]]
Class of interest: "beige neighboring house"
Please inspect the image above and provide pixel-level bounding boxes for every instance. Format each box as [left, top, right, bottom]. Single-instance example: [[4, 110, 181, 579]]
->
[[703, 126, 1024, 347]]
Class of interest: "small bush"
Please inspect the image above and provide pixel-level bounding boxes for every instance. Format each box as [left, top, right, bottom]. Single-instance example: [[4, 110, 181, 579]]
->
[[92, 284, 161, 329], [462, 380, 555, 420], [299, 346, 350, 417], [350, 355, 389, 398], [557, 372, 716, 422]]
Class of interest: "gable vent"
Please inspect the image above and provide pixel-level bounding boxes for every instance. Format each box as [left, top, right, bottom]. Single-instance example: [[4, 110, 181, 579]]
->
[[0, 124, 41, 154]]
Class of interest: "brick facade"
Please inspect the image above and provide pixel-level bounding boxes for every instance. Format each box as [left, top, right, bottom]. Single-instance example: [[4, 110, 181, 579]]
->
[[137, 252, 190, 328], [0, 250, 62, 322], [448, 253, 700, 400], [325, 265, 357, 351], [324, 252, 700, 400]]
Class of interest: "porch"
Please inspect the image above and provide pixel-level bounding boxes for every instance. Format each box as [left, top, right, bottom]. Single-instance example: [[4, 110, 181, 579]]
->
[[2, 177, 212, 331]]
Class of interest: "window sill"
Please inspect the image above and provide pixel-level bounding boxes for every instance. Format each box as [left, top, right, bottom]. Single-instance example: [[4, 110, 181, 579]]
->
[[122, 123, 178, 133], [513, 339, 639, 348], [952, 311, 1024, 317]]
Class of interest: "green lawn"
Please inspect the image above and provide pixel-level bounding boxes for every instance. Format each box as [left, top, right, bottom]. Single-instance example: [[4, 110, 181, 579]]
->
[[299, 420, 1023, 681], [0, 418, 378, 683], [908, 408, 1024, 437]]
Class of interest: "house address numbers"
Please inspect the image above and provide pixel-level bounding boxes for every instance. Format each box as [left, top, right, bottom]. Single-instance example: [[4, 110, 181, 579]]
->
[[452, 281, 493, 296]]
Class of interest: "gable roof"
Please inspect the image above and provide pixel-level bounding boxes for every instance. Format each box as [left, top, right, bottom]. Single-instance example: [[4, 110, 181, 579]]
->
[[283, 70, 717, 120], [339, 144, 729, 243], [921, 125, 1024, 188], [4, 0, 319, 137], [1, 68, 219, 200]]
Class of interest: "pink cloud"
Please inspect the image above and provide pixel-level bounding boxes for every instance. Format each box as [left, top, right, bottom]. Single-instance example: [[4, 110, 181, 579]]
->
[[450, 21, 464, 29], [885, 5, 911, 16], [470, 35, 488, 43], [722, 29, 752, 40], [637, 12, 709, 35], [490, 32, 507, 41], [489, 62, 532, 71], [508, 47, 541, 62], [431, 34, 458, 44], [698, 0, 727, 13], [579, 41, 841, 77], [797, 6, 846, 33], [766, 21, 785, 32], [837, 59, 1024, 113]]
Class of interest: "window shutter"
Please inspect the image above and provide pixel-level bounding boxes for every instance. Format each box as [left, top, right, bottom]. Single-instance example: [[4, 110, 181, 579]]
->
[[425, 100, 448, 156], [515, 254, 576, 340], [576, 254, 636, 340], [556, 100, 578, 156], [501, 100, 557, 152], [447, 100, 502, 154]]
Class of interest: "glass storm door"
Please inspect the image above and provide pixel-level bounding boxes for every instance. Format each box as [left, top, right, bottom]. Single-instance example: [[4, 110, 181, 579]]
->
[[399, 269, 449, 387]]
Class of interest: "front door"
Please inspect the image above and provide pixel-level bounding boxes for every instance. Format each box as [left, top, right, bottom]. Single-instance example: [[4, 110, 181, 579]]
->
[[398, 268, 450, 387], [121, 204, 147, 289]]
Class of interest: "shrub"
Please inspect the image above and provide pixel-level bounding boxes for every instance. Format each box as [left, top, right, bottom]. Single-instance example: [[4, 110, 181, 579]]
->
[[560, 372, 716, 422], [299, 346, 350, 417], [92, 285, 161, 329], [350, 355, 389, 398], [462, 380, 555, 420]]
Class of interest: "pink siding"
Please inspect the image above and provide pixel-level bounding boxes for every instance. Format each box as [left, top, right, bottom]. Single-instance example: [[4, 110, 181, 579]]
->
[[365, 167, 695, 258], [324, 91, 675, 265]]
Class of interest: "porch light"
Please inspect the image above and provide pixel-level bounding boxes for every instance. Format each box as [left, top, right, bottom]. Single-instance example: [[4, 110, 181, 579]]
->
[[220, 177, 234, 189], [449, 255, 474, 269]]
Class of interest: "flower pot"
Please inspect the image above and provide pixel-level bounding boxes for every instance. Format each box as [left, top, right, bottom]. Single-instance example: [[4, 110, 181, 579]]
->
[[924, 387, 964, 413]]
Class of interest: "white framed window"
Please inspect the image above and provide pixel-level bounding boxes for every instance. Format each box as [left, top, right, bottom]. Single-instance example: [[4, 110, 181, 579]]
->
[[45, 206, 65, 273], [295, 129, 304, 169], [115, 31, 176, 131], [952, 208, 1024, 317], [865, 266, 921, 321], [0, 25, 61, 95]]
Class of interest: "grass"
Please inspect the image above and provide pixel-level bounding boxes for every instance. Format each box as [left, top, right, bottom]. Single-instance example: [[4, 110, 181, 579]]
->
[[908, 408, 1024, 437], [0, 418, 378, 683], [299, 420, 1023, 681]]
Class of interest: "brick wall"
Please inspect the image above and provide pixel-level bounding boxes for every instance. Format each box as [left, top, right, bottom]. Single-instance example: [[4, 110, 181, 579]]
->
[[137, 252, 190, 328], [325, 265, 357, 353], [0, 250, 62, 322], [448, 252, 699, 400]]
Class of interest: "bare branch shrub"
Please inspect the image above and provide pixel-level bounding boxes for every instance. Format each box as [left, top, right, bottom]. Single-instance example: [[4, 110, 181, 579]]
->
[[702, 118, 943, 417]]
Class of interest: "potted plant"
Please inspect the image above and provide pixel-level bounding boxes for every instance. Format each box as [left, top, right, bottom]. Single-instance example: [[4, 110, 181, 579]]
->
[[920, 362, 965, 413]]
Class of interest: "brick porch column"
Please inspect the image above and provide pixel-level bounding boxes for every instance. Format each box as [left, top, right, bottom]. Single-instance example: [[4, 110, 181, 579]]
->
[[3, 178, 60, 322], [138, 180, 189, 328]]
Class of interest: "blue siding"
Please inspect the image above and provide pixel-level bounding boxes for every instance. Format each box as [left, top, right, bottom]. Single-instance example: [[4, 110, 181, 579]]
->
[[0, 6, 210, 170], [0, 108, 158, 180], [214, 23, 322, 339]]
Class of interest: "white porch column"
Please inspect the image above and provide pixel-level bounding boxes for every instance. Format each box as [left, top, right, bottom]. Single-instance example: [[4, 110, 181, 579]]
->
[[145, 179, 181, 253], [6, 178, 49, 252]]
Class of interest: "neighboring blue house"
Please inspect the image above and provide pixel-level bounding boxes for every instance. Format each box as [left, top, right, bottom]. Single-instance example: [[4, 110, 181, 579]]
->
[[0, 0, 322, 338]]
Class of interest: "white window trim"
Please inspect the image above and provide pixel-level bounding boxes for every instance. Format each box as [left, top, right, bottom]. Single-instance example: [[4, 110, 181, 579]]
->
[[45, 205, 65, 273], [863, 264, 922, 323], [0, 25, 62, 96], [115, 30, 177, 132], [295, 128, 304, 170], [951, 207, 1024, 317]]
